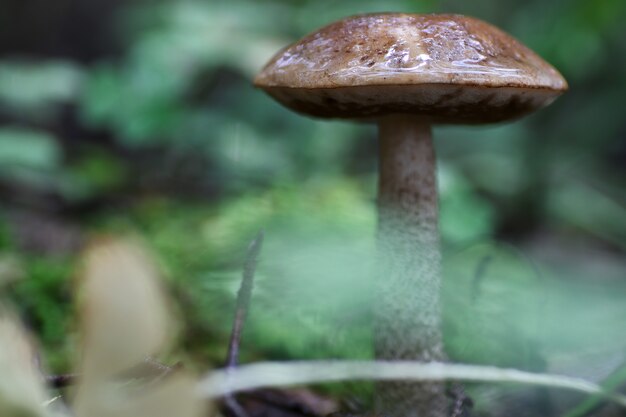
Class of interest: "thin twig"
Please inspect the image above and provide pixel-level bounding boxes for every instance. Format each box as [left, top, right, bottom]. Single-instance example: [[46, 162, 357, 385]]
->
[[226, 230, 264, 369], [221, 231, 264, 417]]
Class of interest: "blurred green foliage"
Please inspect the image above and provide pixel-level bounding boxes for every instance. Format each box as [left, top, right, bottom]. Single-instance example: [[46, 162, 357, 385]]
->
[[0, 0, 625, 412]]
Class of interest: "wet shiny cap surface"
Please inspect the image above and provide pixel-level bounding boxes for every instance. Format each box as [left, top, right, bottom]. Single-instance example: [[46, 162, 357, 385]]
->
[[255, 13, 568, 123]]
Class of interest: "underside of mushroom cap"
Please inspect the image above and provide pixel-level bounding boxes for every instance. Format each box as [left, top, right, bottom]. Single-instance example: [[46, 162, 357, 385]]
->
[[255, 13, 568, 123]]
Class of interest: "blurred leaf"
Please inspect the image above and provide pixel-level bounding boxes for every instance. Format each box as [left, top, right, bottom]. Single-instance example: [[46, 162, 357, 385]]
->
[[0, 128, 61, 171], [0, 127, 63, 190], [81, 64, 185, 145], [79, 65, 125, 130], [0, 60, 84, 116], [80, 1, 292, 145]]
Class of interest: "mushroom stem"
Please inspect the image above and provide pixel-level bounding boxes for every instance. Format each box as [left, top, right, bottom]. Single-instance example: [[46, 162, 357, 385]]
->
[[375, 114, 447, 417]]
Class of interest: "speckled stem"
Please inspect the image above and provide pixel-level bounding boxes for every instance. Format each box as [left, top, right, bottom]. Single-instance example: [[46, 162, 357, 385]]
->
[[375, 115, 447, 417]]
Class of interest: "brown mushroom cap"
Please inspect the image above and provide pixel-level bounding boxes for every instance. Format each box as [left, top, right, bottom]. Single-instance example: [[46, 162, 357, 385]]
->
[[254, 13, 568, 123]]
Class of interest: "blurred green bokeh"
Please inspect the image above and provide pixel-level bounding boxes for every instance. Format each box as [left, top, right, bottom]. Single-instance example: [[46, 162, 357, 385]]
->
[[0, 0, 625, 414]]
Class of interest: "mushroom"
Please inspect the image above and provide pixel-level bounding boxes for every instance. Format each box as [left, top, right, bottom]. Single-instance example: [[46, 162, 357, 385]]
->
[[254, 13, 567, 417]]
